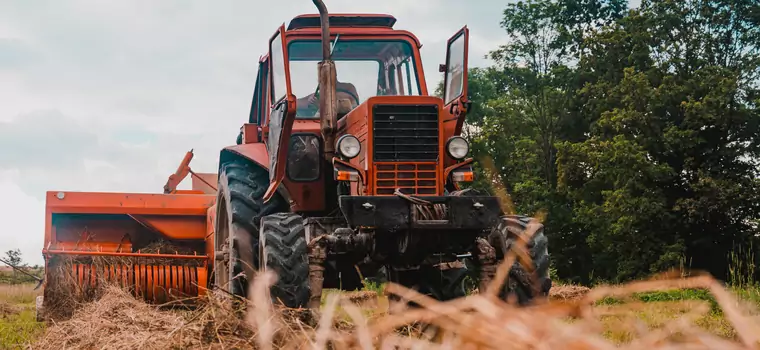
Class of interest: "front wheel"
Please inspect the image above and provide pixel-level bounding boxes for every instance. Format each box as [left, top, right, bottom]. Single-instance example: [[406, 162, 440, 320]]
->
[[259, 213, 310, 308], [487, 215, 551, 305], [213, 160, 287, 298]]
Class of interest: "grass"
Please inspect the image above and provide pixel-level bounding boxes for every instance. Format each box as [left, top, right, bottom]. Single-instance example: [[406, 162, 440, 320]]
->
[[590, 283, 760, 343], [4, 246, 760, 349], [7, 280, 757, 348], [0, 283, 45, 349]]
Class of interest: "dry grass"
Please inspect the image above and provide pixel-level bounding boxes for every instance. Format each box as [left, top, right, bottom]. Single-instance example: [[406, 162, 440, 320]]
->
[[36, 285, 261, 349], [25, 217, 760, 349], [0, 301, 20, 319], [0, 283, 40, 306], [550, 284, 592, 301], [24, 270, 760, 350]]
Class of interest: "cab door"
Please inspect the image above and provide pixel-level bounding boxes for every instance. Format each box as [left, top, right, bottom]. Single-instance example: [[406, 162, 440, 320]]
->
[[441, 26, 470, 135], [263, 24, 297, 202]]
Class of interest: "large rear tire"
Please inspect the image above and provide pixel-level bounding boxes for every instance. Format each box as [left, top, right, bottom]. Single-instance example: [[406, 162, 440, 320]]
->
[[259, 213, 310, 308], [487, 215, 551, 305], [214, 160, 287, 298]]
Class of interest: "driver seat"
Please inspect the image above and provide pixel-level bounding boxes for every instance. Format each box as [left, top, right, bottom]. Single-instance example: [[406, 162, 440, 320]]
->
[[336, 81, 360, 107]]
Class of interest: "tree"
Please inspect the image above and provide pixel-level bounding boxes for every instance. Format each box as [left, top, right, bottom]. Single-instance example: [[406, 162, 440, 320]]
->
[[4, 249, 23, 267], [557, 0, 760, 282], [3, 249, 26, 284], [456, 0, 627, 284], [456, 0, 760, 284]]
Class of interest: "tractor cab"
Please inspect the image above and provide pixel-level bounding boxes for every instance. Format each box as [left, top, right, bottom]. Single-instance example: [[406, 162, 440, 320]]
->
[[254, 14, 429, 122], [235, 13, 472, 214]]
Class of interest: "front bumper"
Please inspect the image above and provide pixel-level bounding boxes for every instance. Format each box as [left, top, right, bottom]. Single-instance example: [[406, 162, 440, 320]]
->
[[338, 195, 502, 231]]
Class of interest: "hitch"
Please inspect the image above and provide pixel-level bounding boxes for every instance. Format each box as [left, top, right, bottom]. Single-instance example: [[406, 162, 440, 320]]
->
[[307, 236, 328, 309]]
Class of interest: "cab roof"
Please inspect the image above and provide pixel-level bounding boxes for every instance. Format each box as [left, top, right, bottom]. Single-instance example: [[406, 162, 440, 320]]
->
[[287, 14, 397, 31]]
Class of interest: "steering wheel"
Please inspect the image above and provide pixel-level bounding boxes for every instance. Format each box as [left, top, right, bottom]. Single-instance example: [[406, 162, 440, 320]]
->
[[296, 85, 320, 117]]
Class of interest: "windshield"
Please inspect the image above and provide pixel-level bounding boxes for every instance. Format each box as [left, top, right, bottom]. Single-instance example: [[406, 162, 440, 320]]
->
[[286, 39, 421, 118]]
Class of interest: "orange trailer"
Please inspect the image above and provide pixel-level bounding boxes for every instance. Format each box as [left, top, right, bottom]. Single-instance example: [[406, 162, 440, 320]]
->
[[41, 150, 217, 308]]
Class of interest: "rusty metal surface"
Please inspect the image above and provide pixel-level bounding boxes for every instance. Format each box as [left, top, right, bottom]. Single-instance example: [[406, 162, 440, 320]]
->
[[312, 0, 331, 60], [474, 237, 497, 294], [43, 250, 207, 259], [48, 259, 208, 303], [318, 61, 338, 160], [307, 237, 327, 309]]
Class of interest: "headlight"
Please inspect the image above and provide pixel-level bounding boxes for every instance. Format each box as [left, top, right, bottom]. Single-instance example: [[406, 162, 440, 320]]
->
[[446, 136, 469, 160], [336, 134, 361, 159]]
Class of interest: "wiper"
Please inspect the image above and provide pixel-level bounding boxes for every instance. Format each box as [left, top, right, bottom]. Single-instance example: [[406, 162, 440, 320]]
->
[[329, 34, 340, 58]]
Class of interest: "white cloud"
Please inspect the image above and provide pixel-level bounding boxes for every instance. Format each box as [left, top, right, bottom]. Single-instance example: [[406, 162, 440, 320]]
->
[[0, 174, 45, 266]]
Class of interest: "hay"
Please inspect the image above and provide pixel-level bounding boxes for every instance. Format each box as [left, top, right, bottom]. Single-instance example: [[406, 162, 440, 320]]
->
[[34, 282, 348, 350], [33, 270, 760, 350], [550, 284, 592, 301], [40, 255, 111, 321], [140, 240, 197, 255], [0, 300, 20, 319], [33, 216, 760, 349], [36, 285, 222, 349], [343, 291, 378, 305]]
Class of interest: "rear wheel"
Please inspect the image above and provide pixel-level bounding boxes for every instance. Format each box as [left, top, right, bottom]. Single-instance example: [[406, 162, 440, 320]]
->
[[259, 213, 310, 308], [487, 215, 551, 305], [213, 160, 287, 298]]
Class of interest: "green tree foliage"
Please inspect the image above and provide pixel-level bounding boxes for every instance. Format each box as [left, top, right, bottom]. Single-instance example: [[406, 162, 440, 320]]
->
[[463, 0, 760, 284], [1, 249, 30, 285], [4, 249, 23, 267]]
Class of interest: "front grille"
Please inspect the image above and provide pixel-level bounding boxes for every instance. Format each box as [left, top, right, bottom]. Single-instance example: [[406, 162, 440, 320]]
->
[[375, 163, 437, 195], [372, 104, 439, 162]]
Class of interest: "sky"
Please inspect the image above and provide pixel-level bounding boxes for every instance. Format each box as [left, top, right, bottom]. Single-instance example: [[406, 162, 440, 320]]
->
[[0, 0, 639, 266]]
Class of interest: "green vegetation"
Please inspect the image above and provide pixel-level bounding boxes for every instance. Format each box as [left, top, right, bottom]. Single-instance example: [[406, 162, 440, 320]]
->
[[0, 250, 46, 349], [2, 0, 759, 347], [445, 0, 760, 286], [0, 283, 45, 350], [0, 249, 43, 285]]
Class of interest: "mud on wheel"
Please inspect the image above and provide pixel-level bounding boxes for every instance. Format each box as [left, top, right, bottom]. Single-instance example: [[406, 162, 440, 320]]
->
[[487, 215, 551, 305], [259, 213, 310, 308], [213, 159, 287, 297]]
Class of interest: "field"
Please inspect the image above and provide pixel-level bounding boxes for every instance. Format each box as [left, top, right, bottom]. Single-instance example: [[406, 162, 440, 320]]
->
[[0, 283, 45, 349], [2, 271, 760, 349]]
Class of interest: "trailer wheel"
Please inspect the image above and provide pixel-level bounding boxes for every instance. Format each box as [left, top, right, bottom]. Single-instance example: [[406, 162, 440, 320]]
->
[[488, 215, 552, 305], [214, 160, 287, 298], [259, 212, 310, 308]]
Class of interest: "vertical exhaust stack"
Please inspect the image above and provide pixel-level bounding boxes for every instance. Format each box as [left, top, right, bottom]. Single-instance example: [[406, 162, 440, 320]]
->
[[313, 0, 338, 160]]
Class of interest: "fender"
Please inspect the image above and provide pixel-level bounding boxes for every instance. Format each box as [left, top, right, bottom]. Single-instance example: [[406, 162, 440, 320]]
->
[[218, 144, 293, 205], [219, 143, 270, 173]]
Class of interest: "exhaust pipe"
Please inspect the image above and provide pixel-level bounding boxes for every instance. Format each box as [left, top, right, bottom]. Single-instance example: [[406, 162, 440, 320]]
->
[[313, 0, 330, 60], [313, 0, 338, 160]]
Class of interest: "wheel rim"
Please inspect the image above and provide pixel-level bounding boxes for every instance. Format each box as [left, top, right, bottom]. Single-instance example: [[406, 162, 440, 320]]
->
[[214, 191, 231, 292], [258, 227, 267, 274]]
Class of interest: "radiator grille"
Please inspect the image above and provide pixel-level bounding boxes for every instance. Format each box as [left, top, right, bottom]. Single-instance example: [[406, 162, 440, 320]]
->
[[375, 163, 437, 195], [372, 104, 439, 162]]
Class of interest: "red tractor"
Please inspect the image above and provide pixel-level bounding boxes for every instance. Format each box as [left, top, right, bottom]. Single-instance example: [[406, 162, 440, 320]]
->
[[38, 0, 551, 316], [215, 1, 552, 307]]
